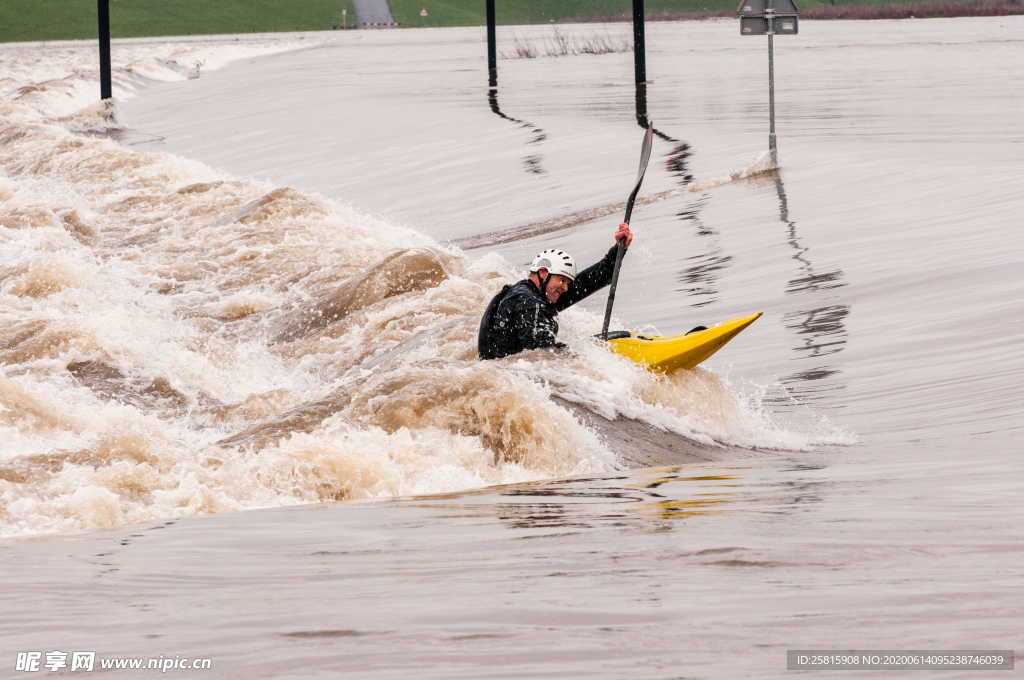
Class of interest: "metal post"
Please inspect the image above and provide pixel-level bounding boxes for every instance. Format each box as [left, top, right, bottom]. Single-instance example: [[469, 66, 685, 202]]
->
[[766, 1, 777, 164], [635, 81, 648, 128], [486, 0, 497, 88], [632, 0, 647, 86], [97, 0, 112, 100]]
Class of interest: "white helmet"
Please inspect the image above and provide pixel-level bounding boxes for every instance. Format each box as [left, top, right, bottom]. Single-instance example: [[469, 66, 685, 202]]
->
[[530, 249, 577, 281]]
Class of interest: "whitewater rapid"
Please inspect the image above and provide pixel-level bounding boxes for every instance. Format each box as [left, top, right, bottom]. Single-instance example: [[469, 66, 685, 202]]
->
[[0, 34, 851, 538]]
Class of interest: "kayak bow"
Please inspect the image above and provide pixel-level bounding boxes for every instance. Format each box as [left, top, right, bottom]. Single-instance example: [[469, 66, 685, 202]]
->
[[607, 313, 762, 373]]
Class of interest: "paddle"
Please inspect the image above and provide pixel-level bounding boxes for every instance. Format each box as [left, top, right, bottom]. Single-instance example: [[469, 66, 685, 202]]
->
[[600, 125, 654, 340]]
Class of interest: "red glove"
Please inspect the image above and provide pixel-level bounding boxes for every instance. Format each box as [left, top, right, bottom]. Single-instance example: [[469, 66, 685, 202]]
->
[[615, 222, 633, 247]]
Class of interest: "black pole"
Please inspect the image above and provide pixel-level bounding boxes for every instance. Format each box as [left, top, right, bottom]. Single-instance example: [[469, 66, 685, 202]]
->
[[767, 31, 777, 164], [97, 0, 112, 100], [486, 0, 497, 88], [635, 81, 648, 128], [632, 0, 646, 86]]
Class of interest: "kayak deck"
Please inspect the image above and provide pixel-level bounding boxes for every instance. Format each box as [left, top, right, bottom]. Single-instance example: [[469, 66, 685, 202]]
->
[[606, 313, 762, 373]]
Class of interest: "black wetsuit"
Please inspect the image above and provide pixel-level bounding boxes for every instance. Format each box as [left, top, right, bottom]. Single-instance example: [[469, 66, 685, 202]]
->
[[478, 245, 622, 360]]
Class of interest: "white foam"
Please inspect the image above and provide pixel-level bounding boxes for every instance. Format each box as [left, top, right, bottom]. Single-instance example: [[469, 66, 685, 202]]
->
[[0, 35, 850, 538]]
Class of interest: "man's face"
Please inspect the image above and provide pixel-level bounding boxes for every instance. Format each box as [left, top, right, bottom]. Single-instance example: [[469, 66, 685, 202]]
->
[[542, 272, 572, 303]]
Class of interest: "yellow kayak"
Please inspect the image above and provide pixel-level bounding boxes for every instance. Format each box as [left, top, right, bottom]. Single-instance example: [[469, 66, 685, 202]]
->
[[607, 313, 762, 373]]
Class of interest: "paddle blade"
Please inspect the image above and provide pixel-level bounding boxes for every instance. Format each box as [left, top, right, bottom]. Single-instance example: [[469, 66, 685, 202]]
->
[[635, 124, 653, 186], [623, 125, 654, 225]]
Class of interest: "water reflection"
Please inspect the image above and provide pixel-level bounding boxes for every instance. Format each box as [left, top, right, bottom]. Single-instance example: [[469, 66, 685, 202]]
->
[[635, 82, 693, 189], [785, 304, 849, 359], [636, 470, 741, 519], [487, 87, 547, 175], [455, 82, 690, 249], [787, 270, 845, 295], [493, 467, 743, 530], [496, 476, 645, 529], [773, 171, 850, 405], [676, 196, 733, 308], [407, 463, 830, 536], [643, 497, 730, 520], [636, 83, 734, 311]]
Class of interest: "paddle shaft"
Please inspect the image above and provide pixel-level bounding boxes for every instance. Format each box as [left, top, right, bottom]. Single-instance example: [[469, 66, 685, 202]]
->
[[601, 127, 653, 339]]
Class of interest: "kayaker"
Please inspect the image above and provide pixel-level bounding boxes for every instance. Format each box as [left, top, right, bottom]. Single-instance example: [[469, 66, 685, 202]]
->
[[478, 222, 634, 360]]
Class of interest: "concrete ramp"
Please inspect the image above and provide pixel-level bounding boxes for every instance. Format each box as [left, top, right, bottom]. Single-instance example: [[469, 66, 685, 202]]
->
[[353, 0, 397, 27]]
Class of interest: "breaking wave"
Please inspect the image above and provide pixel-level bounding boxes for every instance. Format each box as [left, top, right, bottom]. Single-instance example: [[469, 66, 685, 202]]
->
[[0, 37, 851, 537]]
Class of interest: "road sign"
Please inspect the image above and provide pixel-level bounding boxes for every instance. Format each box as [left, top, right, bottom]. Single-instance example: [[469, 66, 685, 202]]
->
[[736, 0, 799, 163], [737, 0, 799, 35]]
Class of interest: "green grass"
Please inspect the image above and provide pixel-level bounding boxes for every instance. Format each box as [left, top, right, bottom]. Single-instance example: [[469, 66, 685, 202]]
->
[[389, 0, 747, 27], [387, 0, 1008, 26], [0, 0, 356, 43], [2, 0, 1017, 41]]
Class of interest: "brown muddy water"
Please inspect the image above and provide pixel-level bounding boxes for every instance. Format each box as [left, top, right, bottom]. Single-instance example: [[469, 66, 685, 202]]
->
[[1, 18, 1021, 678]]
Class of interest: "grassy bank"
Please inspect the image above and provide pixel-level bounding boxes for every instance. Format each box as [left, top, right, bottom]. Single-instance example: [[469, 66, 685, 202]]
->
[[801, 0, 1024, 19], [0, 0, 356, 43], [390, 0, 1023, 26], [564, 0, 1024, 21], [2, 0, 1021, 42], [389, 0, 709, 28]]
